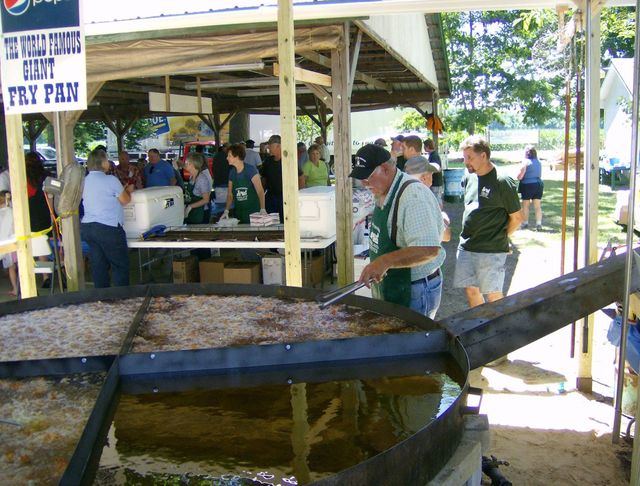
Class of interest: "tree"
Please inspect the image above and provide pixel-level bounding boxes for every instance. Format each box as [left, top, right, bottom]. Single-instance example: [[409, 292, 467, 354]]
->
[[124, 119, 155, 150], [441, 10, 566, 134], [394, 110, 425, 131], [296, 115, 319, 145], [74, 121, 107, 155], [601, 7, 635, 64]]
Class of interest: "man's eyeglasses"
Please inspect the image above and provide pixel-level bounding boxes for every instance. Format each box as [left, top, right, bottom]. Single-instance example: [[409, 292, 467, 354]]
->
[[149, 165, 155, 174]]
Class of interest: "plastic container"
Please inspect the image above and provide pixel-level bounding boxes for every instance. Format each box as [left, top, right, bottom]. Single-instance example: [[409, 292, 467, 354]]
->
[[123, 186, 185, 238], [444, 169, 465, 202], [298, 186, 336, 238]]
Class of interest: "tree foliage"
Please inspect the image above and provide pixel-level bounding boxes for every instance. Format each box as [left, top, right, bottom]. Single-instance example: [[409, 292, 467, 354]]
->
[[74, 121, 106, 155], [601, 7, 635, 64], [296, 115, 319, 144], [442, 7, 636, 138], [441, 10, 565, 135], [124, 119, 155, 150], [394, 111, 426, 131]]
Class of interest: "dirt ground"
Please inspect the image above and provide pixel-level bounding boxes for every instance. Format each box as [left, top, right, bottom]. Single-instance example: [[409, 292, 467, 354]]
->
[[437, 196, 634, 486]]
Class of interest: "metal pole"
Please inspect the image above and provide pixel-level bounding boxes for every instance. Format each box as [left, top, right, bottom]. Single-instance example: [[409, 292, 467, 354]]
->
[[613, 0, 640, 447]]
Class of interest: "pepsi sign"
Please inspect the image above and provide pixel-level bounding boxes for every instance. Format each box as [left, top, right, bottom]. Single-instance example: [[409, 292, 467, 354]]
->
[[1, 0, 78, 33]]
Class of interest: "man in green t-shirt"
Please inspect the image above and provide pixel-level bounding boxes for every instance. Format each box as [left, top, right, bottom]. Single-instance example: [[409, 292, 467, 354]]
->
[[453, 135, 522, 308]]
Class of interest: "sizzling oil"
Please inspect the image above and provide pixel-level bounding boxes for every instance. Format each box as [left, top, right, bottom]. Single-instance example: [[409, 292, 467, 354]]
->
[[96, 368, 462, 485]]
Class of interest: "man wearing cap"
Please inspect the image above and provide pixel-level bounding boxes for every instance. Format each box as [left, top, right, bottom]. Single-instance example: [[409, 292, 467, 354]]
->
[[391, 135, 407, 171], [404, 155, 451, 242], [243, 139, 262, 169], [454, 135, 522, 308], [351, 144, 445, 319], [260, 134, 304, 223]]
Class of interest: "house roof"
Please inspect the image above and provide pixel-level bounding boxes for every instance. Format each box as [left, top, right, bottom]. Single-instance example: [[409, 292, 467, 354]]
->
[[601, 58, 634, 101]]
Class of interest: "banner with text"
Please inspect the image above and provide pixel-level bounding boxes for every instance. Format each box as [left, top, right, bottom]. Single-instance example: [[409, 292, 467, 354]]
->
[[0, 0, 86, 115]]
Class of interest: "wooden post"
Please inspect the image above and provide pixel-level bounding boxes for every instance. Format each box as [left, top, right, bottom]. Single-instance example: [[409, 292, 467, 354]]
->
[[6, 114, 37, 297], [578, 1, 601, 394], [332, 24, 354, 286], [52, 113, 84, 291], [278, 0, 302, 287]]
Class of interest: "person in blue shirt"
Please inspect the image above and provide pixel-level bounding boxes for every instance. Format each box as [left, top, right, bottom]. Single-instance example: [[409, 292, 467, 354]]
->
[[143, 148, 177, 187], [81, 148, 133, 288], [516, 145, 544, 231]]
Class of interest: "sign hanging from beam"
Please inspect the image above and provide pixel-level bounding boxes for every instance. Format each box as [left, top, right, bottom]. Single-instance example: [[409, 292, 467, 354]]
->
[[0, 0, 87, 114], [149, 92, 213, 114]]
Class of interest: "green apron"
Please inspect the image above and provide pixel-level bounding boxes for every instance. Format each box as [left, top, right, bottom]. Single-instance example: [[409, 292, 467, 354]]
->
[[232, 168, 260, 224], [183, 179, 206, 224], [369, 176, 411, 307]]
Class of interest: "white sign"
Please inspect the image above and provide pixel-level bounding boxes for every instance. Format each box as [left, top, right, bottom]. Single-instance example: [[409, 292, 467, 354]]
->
[[0, 0, 87, 115]]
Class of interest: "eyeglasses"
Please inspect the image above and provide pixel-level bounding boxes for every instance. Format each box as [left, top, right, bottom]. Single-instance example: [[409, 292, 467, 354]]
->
[[149, 166, 155, 174]]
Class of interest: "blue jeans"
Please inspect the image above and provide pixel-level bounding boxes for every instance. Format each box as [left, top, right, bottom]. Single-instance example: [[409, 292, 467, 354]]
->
[[409, 270, 442, 319], [81, 222, 130, 288]]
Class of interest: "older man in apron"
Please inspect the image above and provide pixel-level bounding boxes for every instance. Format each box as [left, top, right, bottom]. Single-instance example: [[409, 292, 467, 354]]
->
[[350, 144, 445, 319]]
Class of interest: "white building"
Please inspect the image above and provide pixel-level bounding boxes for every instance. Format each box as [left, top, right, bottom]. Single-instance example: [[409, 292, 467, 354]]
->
[[600, 58, 634, 166]]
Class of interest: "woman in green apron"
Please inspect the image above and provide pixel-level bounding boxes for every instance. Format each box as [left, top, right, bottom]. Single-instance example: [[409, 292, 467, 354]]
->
[[221, 144, 266, 224], [183, 152, 213, 224]]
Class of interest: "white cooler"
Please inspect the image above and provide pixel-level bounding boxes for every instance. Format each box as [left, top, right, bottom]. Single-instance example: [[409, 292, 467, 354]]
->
[[123, 186, 185, 238], [298, 186, 336, 238]]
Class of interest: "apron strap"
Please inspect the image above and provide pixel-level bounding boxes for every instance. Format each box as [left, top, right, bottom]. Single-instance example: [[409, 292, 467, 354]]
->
[[390, 179, 419, 246]]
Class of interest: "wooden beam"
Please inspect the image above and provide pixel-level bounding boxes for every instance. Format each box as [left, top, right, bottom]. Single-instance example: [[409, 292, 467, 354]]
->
[[6, 114, 37, 297], [53, 113, 85, 291], [278, 0, 302, 287], [348, 28, 363, 95], [301, 50, 391, 92], [164, 75, 171, 112], [332, 24, 354, 286], [303, 83, 333, 108], [273, 62, 332, 87]]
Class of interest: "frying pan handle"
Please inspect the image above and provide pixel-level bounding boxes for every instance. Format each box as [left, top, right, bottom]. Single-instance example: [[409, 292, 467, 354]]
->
[[317, 281, 368, 309]]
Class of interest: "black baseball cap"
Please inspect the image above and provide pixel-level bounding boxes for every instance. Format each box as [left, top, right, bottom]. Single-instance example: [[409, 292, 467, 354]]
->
[[245, 139, 255, 148], [349, 144, 391, 180]]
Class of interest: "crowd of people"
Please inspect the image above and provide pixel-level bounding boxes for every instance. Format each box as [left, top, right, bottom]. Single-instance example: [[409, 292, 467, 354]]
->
[[0, 133, 541, 315]]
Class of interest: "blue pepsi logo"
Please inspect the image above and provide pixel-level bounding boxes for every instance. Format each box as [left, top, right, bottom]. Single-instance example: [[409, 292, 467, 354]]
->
[[4, 0, 29, 16]]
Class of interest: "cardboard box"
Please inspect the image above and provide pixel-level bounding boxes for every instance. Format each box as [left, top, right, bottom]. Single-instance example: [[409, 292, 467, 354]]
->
[[224, 262, 261, 284], [262, 255, 285, 285], [303, 255, 324, 286], [199, 257, 236, 284], [172, 255, 199, 283]]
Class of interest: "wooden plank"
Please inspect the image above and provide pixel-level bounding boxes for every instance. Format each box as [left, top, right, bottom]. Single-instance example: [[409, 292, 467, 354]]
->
[[348, 28, 363, 94], [53, 113, 85, 291], [278, 0, 302, 287], [301, 50, 391, 92], [303, 83, 333, 108], [273, 62, 332, 87], [5, 114, 37, 297], [577, 2, 601, 394], [165, 75, 171, 112], [332, 24, 354, 286]]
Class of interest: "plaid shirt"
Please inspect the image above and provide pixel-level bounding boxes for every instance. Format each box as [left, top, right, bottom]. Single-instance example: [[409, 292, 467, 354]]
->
[[114, 163, 144, 190], [380, 170, 445, 281]]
